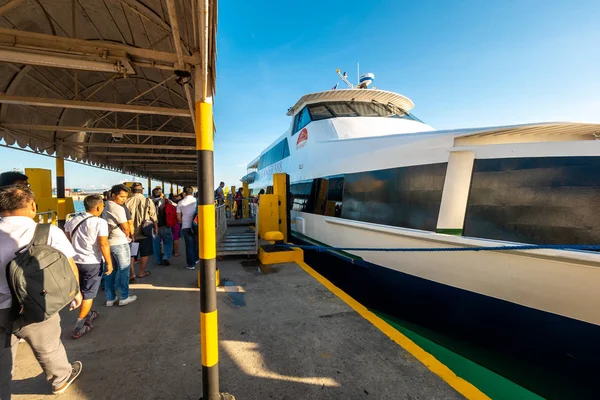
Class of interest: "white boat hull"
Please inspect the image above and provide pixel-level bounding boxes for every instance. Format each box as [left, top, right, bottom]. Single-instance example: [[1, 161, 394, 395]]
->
[[293, 211, 600, 327]]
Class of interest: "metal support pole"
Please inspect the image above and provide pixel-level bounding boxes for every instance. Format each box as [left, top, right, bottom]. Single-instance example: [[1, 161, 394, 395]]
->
[[147, 177, 151, 197], [162, 181, 165, 193], [56, 157, 65, 229], [176, 184, 179, 194], [170, 183, 173, 195], [195, 64, 220, 400]]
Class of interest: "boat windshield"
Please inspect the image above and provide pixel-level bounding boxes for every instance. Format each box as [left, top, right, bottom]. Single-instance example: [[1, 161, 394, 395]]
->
[[307, 101, 423, 122], [292, 101, 424, 135]]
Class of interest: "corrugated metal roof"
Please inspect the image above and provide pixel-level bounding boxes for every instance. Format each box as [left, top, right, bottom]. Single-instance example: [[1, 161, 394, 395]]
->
[[0, 0, 218, 185], [286, 89, 415, 116]]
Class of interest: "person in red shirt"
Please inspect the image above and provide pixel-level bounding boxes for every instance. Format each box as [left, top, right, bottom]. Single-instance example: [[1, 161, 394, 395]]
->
[[234, 188, 244, 220]]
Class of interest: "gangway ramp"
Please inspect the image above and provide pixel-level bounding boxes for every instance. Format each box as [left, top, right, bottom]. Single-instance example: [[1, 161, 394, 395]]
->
[[218, 225, 257, 256]]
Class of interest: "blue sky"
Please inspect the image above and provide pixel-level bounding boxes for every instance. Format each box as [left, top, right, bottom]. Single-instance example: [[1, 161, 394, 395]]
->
[[1, 0, 599, 189]]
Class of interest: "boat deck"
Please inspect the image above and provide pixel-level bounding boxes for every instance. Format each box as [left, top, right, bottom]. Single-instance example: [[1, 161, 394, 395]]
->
[[12, 255, 468, 399]]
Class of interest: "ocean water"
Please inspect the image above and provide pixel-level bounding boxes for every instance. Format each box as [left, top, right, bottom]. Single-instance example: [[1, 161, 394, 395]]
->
[[74, 200, 85, 213]]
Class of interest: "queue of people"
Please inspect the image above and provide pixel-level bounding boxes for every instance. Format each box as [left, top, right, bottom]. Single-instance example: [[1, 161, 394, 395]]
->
[[0, 171, 203, 398]]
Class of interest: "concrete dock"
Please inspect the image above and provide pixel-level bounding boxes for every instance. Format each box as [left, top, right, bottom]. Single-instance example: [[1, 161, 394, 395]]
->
[[12, 255, 466, 399]]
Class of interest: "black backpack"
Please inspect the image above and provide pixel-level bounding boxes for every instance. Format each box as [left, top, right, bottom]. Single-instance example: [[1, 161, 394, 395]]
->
[[6, 224, 79, 324]]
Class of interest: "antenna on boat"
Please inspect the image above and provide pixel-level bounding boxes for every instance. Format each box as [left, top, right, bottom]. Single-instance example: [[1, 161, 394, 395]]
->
[[336, 69, 354, 88]]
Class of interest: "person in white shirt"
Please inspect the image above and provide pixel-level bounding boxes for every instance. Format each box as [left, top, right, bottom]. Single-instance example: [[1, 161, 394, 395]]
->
[[102, 184, 137, 307], [176, 186, 198, 270], [215, 181, 225, 205], [0, 185, 82, 398], [65, 194, 114, 339]]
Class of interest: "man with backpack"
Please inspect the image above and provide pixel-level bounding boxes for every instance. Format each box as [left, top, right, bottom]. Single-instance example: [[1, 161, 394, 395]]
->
[[65, 194, 113, 339], [0, 185, 83, 397], [151, 188, 174, 266], [125, 183, 157, 279]]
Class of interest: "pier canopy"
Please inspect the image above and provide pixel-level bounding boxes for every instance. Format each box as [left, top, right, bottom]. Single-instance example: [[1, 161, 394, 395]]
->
[[0, 0, 217, 186]]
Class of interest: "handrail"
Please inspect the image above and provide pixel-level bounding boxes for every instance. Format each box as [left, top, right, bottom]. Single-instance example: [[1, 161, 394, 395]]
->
[[215, 204, 227, 243]]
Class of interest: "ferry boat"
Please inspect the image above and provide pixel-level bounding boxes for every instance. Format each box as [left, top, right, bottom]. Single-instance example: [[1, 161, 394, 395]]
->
[[243, 70, 600, 397]]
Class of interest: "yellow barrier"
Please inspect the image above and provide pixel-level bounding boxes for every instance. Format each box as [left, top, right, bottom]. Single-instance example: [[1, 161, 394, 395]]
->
[[272, 173, 289, 242], [257, 194, 279, 239], [26, 168, 75, 224]]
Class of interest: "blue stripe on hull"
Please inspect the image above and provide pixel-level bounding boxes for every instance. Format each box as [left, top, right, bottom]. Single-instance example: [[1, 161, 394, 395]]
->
[[300, 243, 600, 399]]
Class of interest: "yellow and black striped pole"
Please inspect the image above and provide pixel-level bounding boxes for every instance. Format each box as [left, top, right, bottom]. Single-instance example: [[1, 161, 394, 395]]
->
[[195, 70, 220, 399], [56, 157, 65, 228]]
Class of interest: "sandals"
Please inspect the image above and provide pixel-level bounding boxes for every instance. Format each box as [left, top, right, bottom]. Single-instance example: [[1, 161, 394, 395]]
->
[[138, 271, 151, 279], [85, 311, 99, 326], [72, 324, 93, 339]]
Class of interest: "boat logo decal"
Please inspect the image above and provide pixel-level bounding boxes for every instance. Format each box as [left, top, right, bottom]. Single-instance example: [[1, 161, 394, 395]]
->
[[296, 128, 308, 149]]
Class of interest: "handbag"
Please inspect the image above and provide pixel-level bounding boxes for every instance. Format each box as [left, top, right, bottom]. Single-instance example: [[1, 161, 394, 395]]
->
[[139, 198, 154, 237]]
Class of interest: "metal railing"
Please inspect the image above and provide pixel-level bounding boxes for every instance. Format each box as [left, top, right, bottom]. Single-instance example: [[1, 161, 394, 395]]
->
[[35, 210, 58, 225], [226, 197, 257, 220], [216, 204, 227, 243], [249, 203, 258, 219]]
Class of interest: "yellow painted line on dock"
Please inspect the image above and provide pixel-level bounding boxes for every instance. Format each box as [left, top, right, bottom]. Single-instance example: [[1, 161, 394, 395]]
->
[[296, 260, 491, 400]]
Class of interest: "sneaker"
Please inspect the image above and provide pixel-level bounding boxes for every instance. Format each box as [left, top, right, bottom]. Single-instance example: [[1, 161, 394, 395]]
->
[[106, 298, 118, 307], [119, 295, 137, 306], [162, 259, 170, 266], [185, 265, 195, 270], [85, 310, 99, 326], [72, 324, 93, 340], [52, 361, 82, 394]]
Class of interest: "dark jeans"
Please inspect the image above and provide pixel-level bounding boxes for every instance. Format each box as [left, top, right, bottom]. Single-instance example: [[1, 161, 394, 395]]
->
[[181, 228, 198, 267], [153, 226, 173, 264]]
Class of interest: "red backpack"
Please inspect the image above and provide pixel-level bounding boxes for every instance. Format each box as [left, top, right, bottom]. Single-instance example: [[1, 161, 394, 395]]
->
[[165, 202, 178, 228]]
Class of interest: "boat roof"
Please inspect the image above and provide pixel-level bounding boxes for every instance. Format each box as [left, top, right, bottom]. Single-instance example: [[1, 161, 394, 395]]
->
[[287, 89, 415, 116]]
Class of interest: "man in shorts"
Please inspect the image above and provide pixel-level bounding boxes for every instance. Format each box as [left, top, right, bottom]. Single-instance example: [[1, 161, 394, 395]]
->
[[125, 183, 157, 278], [65, 194, 114, 339]]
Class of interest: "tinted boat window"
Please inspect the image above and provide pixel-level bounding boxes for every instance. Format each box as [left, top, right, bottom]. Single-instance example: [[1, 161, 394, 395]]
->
[[293, 107, 312, 134], [308, 104, 334, 120], [258, 139, 290, 170], [351, 102, 394, 117], [464, 156, 600, 244], [342, 163, 447, 231], [326, 102, 359, 117], [326, 177, 344, 217], [290, 182, 314, 212]]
